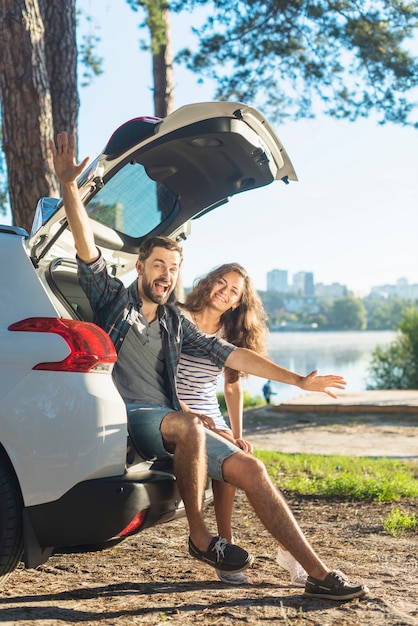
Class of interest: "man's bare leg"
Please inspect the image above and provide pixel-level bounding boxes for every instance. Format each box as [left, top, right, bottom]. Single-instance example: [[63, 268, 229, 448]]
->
[[160, 412, 214, 551], [160, 412, 252, 574], [222, 451, 330, 580]]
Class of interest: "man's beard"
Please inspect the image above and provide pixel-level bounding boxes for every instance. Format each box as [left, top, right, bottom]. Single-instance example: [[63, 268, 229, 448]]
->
[[142, 277, 173, 305]]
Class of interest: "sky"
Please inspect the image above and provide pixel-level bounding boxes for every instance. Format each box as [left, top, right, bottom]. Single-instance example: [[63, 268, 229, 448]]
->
[[75, 1, 418, 296]]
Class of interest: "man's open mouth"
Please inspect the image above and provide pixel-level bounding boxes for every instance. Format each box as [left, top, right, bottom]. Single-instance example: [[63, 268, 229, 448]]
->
[[154, 281, 170, 296]]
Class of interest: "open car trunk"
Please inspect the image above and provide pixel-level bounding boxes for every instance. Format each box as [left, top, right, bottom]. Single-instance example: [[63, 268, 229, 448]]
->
[[29, 102, 297, 282]]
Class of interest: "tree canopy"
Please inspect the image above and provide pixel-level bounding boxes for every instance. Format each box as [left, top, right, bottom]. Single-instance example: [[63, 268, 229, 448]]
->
[[331, 294, 367, 330], [1, 0, 417, 230], [174, 0, 418, 126], [368, 307, 418, 388]]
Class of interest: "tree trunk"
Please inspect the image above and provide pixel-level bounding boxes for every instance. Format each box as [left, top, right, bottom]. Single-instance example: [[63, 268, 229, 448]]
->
[[39, 0, 79, 142], [0, 0, 56, 231], [0, 0, 77, 232], [152, 5, 175, 118]]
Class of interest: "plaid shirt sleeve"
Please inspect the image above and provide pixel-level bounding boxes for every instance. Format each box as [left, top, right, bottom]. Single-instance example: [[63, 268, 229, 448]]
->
[[180, 315, 236, 368], [77, 254, 129, 341]]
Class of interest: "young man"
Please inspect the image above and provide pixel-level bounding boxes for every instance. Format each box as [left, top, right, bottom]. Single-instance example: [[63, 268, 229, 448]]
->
[[50, 132, 368, 601]]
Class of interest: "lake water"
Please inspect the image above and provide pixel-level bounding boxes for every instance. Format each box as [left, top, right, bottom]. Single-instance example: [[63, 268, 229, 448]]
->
[[231, 330, 397, 403]]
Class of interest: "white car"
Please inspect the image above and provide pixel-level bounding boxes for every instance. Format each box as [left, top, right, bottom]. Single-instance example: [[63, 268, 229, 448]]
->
[[0, 102, 297, 583]]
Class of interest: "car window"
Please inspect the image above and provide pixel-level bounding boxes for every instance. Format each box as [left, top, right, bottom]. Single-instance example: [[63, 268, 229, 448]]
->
[[86, 161, 179, 238]]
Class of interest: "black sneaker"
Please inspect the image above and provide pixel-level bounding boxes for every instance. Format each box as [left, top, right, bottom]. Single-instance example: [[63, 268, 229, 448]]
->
[[189, 536, 253, 573], [304, 570, 368, 601]]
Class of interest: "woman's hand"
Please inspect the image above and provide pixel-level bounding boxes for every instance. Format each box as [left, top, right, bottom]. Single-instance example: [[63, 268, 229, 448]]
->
[[300, 369, 347, 399], [195, 413, 216, 430], [234, 438, 253, 453]]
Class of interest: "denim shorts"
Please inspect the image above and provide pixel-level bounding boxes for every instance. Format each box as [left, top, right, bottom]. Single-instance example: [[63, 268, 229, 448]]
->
[[126, 404, 239, 482]]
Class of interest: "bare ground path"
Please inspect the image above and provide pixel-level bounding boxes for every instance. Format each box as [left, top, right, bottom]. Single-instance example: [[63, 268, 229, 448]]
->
[[243, 402, 418, 461]]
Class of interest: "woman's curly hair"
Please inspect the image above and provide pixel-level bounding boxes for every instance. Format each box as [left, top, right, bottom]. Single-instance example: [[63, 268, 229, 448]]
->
[[180, 263, 268, 382]]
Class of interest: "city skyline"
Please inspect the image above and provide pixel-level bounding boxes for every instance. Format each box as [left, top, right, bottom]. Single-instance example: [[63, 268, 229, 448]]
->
[[265, 267, 418, 297]]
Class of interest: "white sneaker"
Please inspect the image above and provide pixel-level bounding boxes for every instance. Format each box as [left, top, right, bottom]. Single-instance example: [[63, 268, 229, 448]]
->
[[276, 547, 308, 587], [216, 569, 248, 585]]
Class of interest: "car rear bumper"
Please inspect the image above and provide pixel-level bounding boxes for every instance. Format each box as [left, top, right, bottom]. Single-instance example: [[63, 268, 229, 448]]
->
[[23, 464, 185, 568]]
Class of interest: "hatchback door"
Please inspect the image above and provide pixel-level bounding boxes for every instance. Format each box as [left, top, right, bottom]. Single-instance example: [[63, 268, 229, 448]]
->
[[29, 101, 297, 274]]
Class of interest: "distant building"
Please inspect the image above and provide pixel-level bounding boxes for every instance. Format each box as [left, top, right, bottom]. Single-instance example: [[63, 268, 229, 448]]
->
[[370, 278, 418, 300], [283, 295, 319, 313], [305, 272, 315, 297], [266, 267, 350, 298], [265, 267, 418, 302], [267, 269, 288, 293], [292, 271, 315, 297], [292, 272, 304, 294], [315, 282, 348, 298]]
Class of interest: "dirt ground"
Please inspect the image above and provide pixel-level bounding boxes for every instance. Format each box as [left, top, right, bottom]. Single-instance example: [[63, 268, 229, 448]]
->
[[241, 405, 418, 461], [1, 409, 417, 626]]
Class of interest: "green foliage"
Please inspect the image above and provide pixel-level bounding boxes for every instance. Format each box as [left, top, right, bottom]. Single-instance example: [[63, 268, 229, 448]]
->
[[259, 290, 418, 332], [243, 392, 264, 408], [255, 450, 418, 502], [367, 336, 414, 389], [364, 297, 409, 330], [399, 307, 418, 376], [367, 306, 418, 389], [259, 292, 416, 331], [217, 391, 264, 414], [76, 9, 104, 87], [216, 392, 227, 414], [127, 0, 170, 55], [173, 0, 418, 126], [330, 295, 367, 330], [382, 507, 417, 536], [260, 291, 287, 315]]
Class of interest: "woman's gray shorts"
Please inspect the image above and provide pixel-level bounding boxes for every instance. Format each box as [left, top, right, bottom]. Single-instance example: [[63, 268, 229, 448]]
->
[[126, 404, 239, 482]]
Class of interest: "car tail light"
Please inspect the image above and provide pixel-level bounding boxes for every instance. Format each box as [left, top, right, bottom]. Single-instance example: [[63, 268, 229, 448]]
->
[[8, 317, 116, 373], [117, 510, 148, 538]]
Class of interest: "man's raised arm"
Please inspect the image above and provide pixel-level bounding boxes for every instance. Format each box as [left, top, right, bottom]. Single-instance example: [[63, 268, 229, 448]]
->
[[49, 132, 99, 263]]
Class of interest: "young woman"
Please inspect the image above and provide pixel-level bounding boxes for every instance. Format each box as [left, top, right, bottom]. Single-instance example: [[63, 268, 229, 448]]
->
[[176, 263, 307, 586]]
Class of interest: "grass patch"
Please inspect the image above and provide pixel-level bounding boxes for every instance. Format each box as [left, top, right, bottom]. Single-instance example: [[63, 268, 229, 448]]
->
[[255, 449, 418, 501], [217, 391, 264, 414], [382, 507, 418, 536]]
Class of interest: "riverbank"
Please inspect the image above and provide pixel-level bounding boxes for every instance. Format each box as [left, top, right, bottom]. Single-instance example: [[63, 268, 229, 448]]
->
[[243, 391, 418, 460], [278, 389, 418, 413]]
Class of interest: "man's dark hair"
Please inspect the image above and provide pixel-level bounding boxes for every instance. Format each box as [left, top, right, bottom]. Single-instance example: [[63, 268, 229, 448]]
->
[[138, 236, 183, 264]]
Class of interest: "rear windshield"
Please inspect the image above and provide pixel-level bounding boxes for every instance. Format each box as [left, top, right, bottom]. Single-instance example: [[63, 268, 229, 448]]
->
[[86, 161, 178, 238]]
